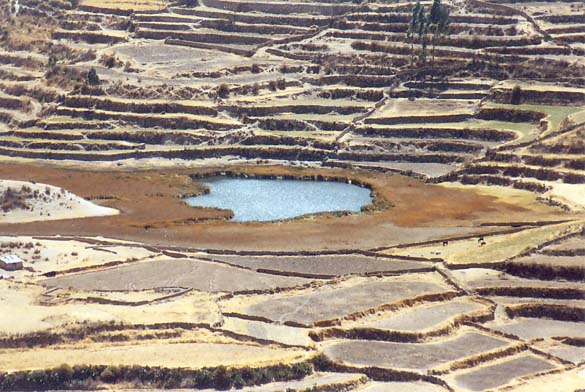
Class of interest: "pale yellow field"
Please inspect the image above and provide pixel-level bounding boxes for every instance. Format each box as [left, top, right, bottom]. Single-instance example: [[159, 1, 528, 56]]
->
[[384, 220, 585, 266], [371, 98, 478, 118], [0, 342, 311, 371], [0, 281, 222, 335], [80, 0, 167, 11], [498, 367, 585, 392], [440, 183, 560, 215]]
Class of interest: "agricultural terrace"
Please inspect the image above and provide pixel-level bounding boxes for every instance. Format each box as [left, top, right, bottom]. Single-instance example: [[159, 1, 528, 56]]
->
[[0, 0, 584, 391]]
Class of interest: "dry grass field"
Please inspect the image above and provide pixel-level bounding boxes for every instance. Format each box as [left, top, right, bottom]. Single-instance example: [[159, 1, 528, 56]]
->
[[79, 0, 167, 12], [0, 0, 584, 390]]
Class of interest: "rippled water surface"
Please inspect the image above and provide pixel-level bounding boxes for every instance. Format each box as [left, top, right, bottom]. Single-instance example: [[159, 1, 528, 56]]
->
[[186, 177, 372, 222]]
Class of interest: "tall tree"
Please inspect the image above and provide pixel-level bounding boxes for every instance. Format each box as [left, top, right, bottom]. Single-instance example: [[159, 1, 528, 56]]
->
[[429, 0, 442, 27], [407, 1, 422, 66], [417, 5, 428, 66], [428, 0, 450, 73], [427, 0, 450, 94], [86, 68, 100, 86]]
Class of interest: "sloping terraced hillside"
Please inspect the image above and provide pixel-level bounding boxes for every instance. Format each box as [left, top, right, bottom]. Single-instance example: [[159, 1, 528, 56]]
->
[[0, 0, 583, 185], [0, 2, 585, 389], [1, 217, 584, 391]]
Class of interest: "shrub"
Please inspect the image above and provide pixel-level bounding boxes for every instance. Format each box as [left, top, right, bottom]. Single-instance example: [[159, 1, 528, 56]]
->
[[123, 61, 136, 73], [0, 361, 315, 390], [310, 354, 333, 371], [212, 366, 232, 390], [290, 362, 312, 378], [99, 366, 118, 383], [1, 186, 32, 212], [99, 53, 122, 69], [217, 83, 230, 98], [510, 85, 522, 105], [55, 364, 73, 382], [276, 78, 286, 90], [86, 68, 100, 86], [232, 374, 245, 389]]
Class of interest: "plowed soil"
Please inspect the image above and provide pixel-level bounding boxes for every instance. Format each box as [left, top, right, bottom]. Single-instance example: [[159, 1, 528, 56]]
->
[[42, 258, 313, 293], [323, 332, 509, 370]]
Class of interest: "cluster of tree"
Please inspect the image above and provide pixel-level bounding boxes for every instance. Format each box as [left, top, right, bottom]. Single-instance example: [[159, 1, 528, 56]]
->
[[510, 85, 522, 104], [86, 68, 100, 85], [407, 0, 450, 68], [217, 83, 230, 98], [0, 362, 313, 391], [269, 78, 287, 91]]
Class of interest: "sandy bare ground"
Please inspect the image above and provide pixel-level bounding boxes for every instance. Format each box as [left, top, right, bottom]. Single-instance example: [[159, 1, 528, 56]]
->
[[0, 179, 117, 224], [359, 381, 447, 391], [0, 235, 156, 273], [502, 367, 585, 392], [545, 182, 585, 211], [0, 280, 222, 334], [220, 316, 312, 347]]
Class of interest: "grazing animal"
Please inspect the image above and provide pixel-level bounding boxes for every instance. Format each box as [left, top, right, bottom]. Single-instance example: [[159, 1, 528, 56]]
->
[[479, 240, 486, 247]]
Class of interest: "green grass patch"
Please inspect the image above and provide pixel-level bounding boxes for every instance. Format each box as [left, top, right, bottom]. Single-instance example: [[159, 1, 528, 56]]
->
[[484, 103, 585, 136]]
